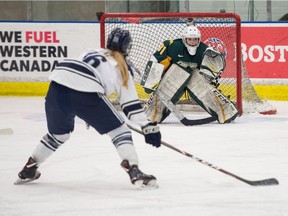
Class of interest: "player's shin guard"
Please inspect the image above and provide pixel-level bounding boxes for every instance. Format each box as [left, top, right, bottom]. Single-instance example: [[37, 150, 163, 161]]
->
[[186, 70, 239, 123], [32, 133, 70, 164], [108, 124, 139, 166]]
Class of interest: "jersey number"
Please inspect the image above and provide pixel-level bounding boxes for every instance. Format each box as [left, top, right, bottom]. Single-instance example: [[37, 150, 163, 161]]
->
[[83, 52, 107, 68]]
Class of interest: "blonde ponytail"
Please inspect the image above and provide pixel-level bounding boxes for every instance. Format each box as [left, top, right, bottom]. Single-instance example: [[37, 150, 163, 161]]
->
[[110, 51, 129, 88]]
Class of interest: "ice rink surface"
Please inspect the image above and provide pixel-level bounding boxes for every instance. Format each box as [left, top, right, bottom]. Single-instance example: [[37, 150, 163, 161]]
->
[[0, 97, 287, 216]]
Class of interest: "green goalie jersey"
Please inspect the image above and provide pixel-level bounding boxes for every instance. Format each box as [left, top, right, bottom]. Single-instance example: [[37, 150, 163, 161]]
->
[[153, 38, 208, 72]]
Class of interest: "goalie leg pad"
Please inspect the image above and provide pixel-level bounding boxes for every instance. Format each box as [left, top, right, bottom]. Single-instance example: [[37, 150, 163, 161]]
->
[[145, 64, 191, 123], [145, 93, 171, 123], [186, 70, 238, 123]]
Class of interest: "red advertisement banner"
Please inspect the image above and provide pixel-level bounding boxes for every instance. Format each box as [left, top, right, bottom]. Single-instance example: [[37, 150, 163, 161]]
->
[[242, 24, 288, 78], [199, 24, 288, 79]]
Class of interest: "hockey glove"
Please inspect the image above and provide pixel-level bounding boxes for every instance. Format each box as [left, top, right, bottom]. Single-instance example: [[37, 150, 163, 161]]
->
[[141, 122, 161, 148]]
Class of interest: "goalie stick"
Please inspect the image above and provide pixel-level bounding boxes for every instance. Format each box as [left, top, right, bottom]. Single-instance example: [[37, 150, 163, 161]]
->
[[126, 58, 216, 126], [155, 90, 217, 126], [127, 124, 279, 186]]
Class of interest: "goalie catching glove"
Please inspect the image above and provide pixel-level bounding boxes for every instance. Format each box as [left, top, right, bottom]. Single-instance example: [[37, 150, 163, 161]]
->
[[141, 122, 161, 148]]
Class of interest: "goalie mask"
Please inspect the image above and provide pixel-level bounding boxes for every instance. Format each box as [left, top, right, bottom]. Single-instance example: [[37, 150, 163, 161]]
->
[[107, 28, 132, 55], [182, 25, 201, 55]]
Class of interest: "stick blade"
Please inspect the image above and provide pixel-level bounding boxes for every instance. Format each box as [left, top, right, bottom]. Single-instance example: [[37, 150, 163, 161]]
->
[[246, 178, 279, 186], [180, 116, 216, 126]]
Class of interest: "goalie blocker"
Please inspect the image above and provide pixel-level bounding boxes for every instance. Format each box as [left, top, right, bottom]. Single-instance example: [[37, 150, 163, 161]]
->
[[141, 60, 164, 93], [144, 62, 238, 124]]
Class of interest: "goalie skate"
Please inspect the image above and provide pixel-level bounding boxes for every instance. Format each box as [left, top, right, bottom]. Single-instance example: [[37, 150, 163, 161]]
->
[[121, 160, 159, 189]]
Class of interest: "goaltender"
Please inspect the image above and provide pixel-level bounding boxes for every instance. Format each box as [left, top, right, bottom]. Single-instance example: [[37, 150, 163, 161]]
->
[[142, 21, 239, 125]]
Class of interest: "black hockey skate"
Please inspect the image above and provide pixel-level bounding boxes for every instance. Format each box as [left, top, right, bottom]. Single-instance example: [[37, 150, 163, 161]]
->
[[14, 157, 41, 185], [121, 160, 158, 189]]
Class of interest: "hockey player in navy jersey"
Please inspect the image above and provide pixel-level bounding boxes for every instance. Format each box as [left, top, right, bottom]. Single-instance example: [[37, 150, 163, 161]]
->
[[14, 28, 161, 188]]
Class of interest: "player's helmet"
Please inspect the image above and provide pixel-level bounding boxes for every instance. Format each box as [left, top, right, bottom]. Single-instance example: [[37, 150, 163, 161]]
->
[[107, 27, 132, 55], [182, 25, 201, 55]]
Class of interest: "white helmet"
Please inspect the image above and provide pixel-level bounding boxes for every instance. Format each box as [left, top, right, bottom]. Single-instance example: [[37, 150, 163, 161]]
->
[[182, 25, 201, 55]]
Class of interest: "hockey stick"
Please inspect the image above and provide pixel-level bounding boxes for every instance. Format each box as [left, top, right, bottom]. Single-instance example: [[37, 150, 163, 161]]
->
[[127, 124, 279, 186], [126, 58, 216, 126]]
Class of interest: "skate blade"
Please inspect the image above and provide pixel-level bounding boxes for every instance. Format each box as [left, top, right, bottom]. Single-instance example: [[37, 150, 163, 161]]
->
[[143, 179, 159, 189], [134, 179, 159, 189], [14, 178, 35, 185], [14, 172, 41, 185]]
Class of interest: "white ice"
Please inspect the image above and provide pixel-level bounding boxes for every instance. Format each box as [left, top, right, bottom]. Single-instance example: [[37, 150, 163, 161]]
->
[[0, 97, 287, 216]]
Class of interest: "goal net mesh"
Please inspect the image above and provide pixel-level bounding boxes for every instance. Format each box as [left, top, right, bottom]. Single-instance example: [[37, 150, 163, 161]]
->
[[100, 13, 276, 115]]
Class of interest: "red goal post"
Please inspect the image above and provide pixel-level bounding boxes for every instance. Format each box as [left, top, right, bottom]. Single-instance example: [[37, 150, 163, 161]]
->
[[100, 12, 276, 115]]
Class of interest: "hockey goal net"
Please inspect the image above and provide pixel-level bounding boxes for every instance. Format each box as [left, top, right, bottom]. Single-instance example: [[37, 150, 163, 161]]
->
[[100, 12, 276, 115]]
